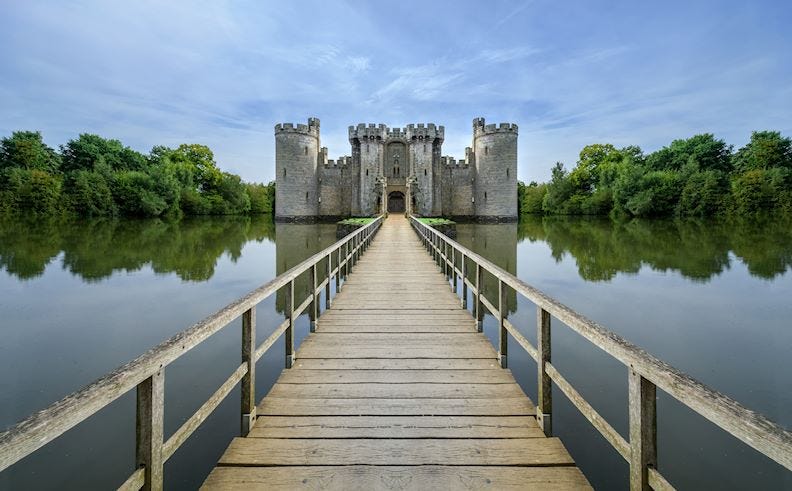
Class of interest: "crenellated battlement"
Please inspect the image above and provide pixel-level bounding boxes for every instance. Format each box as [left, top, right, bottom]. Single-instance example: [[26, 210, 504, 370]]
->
[[275, 117, 321, 137], [349, 123, 387, 141], [441, 156, 469, 168], [405, 123, 444, 141], [323, 155, 352, 169], [473, 117, 518, 137]]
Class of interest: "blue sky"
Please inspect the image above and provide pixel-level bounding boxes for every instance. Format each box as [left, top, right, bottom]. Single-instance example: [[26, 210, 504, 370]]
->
[[1, 0, 790, 183]]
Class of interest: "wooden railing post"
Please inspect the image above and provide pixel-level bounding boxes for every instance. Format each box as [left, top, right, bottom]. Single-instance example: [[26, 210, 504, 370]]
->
[[325, 253, 331, 309], [336, 248, 342, 291], [136, 370, 164, 491], [629, 368, 657, 491], [309, 263, 318, 332], [285, 280, 294, 368], [461, 253, 468, 309], [475, 263, 483, 332], [452, 248, 457, 293], [241, 307, 256, 435], [537, 307, 552, 436], [498, 279, 507, 368]]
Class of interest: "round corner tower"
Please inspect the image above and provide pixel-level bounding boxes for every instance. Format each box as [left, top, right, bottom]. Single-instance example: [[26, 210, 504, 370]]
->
[[275, 118, 320, 220], [472, 117, 518, 220]]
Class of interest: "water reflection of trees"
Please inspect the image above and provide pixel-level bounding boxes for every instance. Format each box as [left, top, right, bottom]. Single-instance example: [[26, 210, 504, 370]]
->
[[518, 215, 792, 281], [0, 215, 275, 281]]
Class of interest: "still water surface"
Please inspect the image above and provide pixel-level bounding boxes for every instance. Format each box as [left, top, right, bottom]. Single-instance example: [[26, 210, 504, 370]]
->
[[0, 214, 790, 489]]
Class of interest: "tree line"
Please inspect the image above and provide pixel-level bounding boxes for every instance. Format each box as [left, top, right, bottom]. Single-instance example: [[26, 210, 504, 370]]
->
[[0, 131, 275, 217], [519, 131, 792, 217]]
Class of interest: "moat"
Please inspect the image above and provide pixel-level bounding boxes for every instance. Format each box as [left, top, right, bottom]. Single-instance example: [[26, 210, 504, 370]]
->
[[1, 215, 790, 490]]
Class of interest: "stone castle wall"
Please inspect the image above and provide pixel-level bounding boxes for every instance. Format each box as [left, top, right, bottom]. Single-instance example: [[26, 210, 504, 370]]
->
[[275, 118, 517, 221]]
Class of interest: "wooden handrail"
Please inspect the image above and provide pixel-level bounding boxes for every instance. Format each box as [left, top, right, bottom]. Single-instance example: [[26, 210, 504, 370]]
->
[[410, 215, 792, 490], [0, 216, 383, 489]]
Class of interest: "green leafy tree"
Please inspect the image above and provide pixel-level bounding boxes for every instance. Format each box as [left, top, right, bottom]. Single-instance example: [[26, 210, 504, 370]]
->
[[733, 131, 792, 172], [645, 134, 732, 173], [61, 134, 147, 173], [0, 131, 61, 173]]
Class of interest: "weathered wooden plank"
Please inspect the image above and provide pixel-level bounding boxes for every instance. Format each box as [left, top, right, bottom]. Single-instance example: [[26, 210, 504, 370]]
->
[[317, 324, 473, 333], [247, 416, 544, 439], [298, 333, 491, 346], [293, 358, 499, 370], [265, 383, 526, 399], [202, 465, 592, 490], [276, 369, 514, 384], [296, 346, 497, 359], [217, 438, 575, 466], [257, 397, 535, 416]]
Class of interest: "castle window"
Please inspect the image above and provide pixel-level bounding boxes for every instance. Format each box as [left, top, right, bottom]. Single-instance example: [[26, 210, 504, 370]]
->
[[283, 168, 286, 177], [424, 169, 427, 176], [423, 144, 426, 152], [304, 146, 308, 155], [305, 192, 309, 201], [366, 169, 369, 176], [506, 168, 509, 177], [366, 144, 369, 153], [485, 146, 489, 155], [484, 192, 487, 200]]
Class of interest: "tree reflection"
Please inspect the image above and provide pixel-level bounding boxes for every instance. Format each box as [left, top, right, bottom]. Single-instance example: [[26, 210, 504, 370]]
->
[[518, 215, 792, 281], [0, 215, 275, 281]]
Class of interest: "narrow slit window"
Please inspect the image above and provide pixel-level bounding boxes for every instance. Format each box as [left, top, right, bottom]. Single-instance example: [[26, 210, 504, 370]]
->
[[507, 168, 509, 177], [485, 146, 489, 155], [484, 192, 487, 200], [366, 169, 369, 176], [304, 146, 308, 155], [283, 168, 286, 177], [305, 192, 309, 200], [424, 168, 427, 176]]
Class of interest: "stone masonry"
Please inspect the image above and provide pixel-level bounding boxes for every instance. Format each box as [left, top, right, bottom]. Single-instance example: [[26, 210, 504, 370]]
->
[[274, 117, 517, 221]]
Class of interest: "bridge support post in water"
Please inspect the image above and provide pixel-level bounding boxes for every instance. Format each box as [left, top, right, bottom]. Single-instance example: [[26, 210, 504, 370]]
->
[[629, 369, 657, 491], [498, 280, 508, 368], [285, 280, 294, 368], [136, 369, 164, 491], [537, 306, 552, 436], [241, 308, 256, 436]]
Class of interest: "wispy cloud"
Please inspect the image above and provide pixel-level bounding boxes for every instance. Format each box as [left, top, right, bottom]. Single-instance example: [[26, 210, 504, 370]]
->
[[0, 0, 790, 184]]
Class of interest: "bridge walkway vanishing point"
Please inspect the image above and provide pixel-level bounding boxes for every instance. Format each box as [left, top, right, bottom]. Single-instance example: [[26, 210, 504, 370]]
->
[[202, 215, 591, 489]]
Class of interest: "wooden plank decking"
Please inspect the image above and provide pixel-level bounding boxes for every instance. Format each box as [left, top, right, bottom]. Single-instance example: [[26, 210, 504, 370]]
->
[[202, 216, 591, 490]]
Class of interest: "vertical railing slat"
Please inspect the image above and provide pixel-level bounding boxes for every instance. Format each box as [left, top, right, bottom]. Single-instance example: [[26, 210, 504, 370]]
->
[[475, 262, 483, 332], [310, 264, 317, 332], [629, 368, 657, 491], [498, 279, 507, 368], [285, 280, 294, 368], [537, 307, 552, 436], [461, 253, 468, 309], [241, 307, 256, 435], [136, 370, 164, 491]]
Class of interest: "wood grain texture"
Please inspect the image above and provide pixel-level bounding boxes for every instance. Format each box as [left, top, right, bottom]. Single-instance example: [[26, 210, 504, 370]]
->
[[276, 369, 515, 384], [217, 438, 576, 466], [247, 416, 544, 439], [202, 465, 592, 490], [257, 397, 535, 416]]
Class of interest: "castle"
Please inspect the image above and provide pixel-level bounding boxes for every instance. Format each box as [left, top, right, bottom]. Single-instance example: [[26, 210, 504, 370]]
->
[[274, 117, 517, 221]]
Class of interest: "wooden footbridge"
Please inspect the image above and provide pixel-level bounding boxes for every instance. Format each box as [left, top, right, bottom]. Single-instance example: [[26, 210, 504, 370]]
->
[[1, 215, 790, 490]]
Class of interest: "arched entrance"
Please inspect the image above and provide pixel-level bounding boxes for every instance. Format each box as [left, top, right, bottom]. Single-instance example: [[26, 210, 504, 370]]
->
[[387, 191, 405, 213]]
